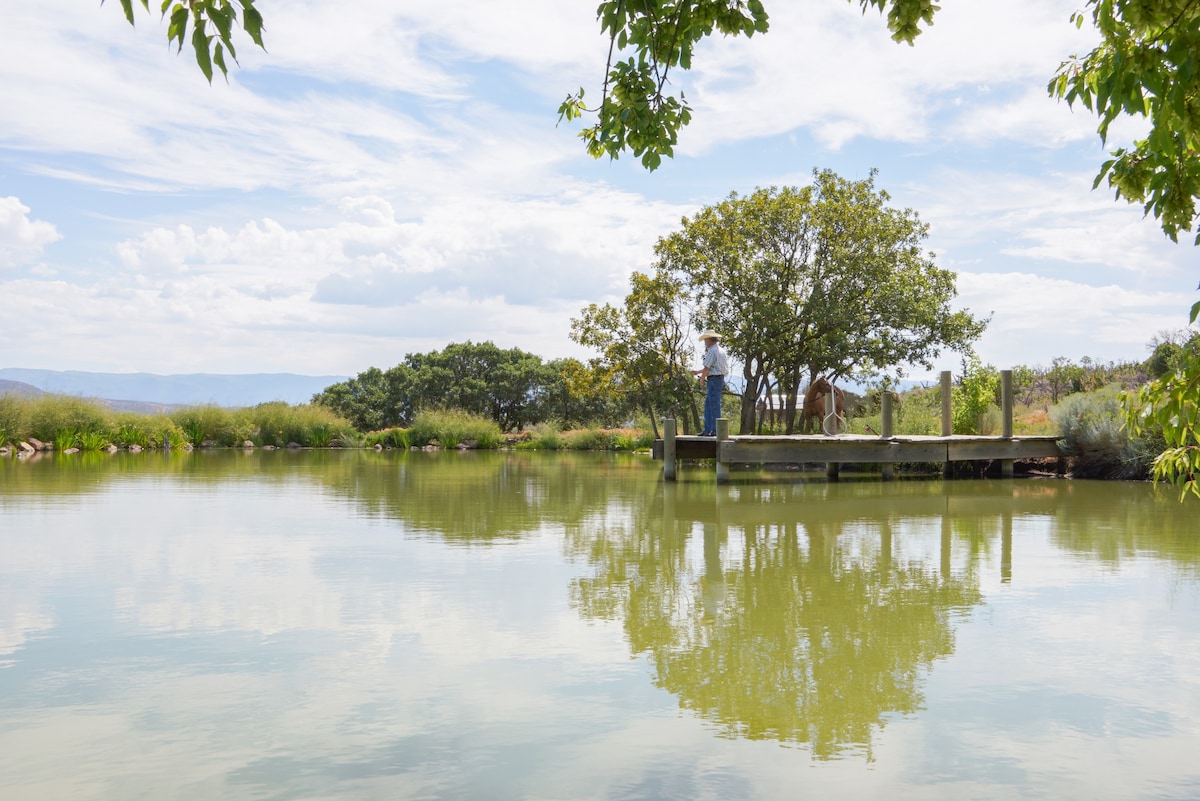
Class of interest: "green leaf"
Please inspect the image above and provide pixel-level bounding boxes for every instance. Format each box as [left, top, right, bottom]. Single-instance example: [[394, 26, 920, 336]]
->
[[213, 42, 229, 79], [168, 5, 189, 51], [240, 1, 265, 47], [192, 22, 214, 83]]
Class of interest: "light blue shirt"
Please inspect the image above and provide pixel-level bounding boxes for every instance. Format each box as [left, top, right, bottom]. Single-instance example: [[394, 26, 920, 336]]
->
[[703, 343, 729, 377]]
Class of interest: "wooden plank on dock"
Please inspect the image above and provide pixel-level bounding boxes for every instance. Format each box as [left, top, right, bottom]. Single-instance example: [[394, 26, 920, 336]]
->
[[945, 438, 1063, 461]]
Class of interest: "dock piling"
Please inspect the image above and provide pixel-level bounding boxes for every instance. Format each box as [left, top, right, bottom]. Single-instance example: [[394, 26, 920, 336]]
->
[[881, 391, 894, 481], [663, 418, 677, 482], [1000, 370, 1014, 478], [941, 371, 953, 478], [715, 418, 730, 485]]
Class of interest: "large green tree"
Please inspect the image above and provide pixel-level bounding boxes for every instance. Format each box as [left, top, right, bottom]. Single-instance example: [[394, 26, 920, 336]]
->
[[314, 341, 562, 433], [653, 171, 985, 432]]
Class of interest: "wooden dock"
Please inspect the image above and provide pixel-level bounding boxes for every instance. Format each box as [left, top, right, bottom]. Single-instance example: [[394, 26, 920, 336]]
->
[[652, 430, 1063, 482], [652, 369, 1065, 483]]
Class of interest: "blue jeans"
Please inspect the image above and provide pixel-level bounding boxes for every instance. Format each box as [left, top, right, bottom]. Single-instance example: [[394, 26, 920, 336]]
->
[[702, 374, 724, 435]]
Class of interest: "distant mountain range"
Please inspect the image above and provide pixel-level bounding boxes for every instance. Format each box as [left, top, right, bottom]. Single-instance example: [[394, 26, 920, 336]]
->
[[0, 369, 349, 409]]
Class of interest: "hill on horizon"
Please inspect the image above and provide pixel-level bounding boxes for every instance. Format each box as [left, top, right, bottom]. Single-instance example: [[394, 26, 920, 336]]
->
[[0, 369, 349, 408]]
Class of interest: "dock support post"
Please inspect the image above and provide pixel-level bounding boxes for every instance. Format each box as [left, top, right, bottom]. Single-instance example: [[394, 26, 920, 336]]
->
[[881, 391, 894, 481], [1000, 370, 1014, 478], [715, 418, 730, 485], [941, 371, 953, 478], [826, 460, 840, 481], [663, 418, 677, 482]]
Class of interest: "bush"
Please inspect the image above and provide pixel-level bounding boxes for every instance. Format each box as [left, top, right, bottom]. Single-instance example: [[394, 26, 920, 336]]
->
[[1052, 385, 1163, 479]]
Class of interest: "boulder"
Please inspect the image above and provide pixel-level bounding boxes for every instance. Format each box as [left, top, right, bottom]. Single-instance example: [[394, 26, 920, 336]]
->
[[129, 444, 143, 453], [242, 440, 255, 448]]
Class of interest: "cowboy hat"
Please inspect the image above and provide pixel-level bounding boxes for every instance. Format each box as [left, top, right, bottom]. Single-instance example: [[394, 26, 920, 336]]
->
[[698, 330, 722, 341]]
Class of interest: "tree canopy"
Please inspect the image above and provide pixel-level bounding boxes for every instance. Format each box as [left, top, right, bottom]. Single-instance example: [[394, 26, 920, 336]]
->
[[312, 341, 579, 433]]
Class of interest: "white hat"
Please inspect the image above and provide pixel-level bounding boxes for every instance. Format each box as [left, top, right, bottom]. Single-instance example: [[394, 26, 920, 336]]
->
[[698, 330, 722, 341]]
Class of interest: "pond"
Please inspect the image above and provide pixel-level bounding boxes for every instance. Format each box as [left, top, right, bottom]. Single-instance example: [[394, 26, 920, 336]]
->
[[1, 450, 1198, 800]]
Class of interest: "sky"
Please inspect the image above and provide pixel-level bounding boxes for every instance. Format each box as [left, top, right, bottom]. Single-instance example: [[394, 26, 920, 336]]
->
[[1, 0, 1195, 383]]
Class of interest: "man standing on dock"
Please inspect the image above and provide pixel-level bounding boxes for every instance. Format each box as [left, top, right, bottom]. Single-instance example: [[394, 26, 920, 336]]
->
[[691, 330, 729, 437]]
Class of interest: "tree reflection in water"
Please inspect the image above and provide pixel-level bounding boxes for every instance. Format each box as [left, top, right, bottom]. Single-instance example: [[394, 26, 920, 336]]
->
[[569, 480, 986, 759]]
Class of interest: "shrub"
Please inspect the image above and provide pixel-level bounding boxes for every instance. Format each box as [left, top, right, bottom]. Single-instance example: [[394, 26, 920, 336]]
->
[[1052, 385, 1163, 479]]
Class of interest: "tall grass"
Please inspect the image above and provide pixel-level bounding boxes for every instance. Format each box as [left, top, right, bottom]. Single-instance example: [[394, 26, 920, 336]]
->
[[239, 402, 355, 447], [408, 409, 502, 448], [516, 423, 653, 451], [0, 395, 26, 446], [0, 394, 355, 450], [362, 428, 410, 449], [26, 395, 113, 443]]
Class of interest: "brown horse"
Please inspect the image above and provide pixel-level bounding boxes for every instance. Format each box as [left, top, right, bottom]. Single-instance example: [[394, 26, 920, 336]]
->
[[800, 376, 845, 434]]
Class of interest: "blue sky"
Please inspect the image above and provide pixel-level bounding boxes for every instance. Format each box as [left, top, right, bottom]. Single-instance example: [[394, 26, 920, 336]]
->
[[0, 0, 1194, 381]]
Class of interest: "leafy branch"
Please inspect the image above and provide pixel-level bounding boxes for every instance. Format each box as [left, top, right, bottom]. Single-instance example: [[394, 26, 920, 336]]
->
[[105, 0, 265, 83]]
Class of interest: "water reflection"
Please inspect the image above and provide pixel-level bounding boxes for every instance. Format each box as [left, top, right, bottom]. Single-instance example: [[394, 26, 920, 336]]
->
[[2, 451, 1199, 799]]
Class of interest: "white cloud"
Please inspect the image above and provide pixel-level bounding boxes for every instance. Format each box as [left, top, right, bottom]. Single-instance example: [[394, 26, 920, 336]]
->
[[0, 197, 61, 270], [950, 271, 1180, 368]]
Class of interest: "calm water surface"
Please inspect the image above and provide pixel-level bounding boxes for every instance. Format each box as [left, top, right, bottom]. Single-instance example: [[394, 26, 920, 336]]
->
[[1, 450, 1199, 800]]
